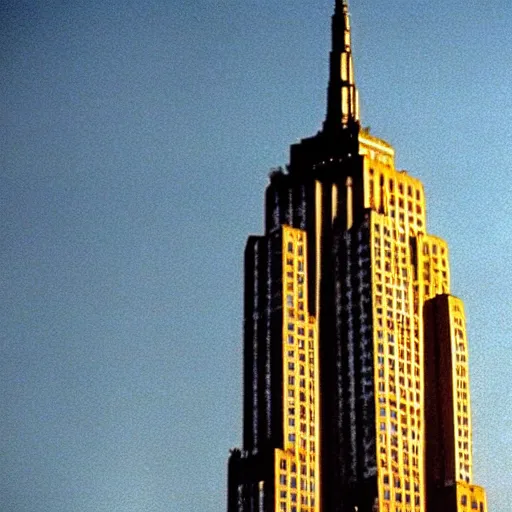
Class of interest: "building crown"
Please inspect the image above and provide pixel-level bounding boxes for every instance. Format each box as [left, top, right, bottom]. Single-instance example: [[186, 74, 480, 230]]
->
[[324, 0, 360, 132]]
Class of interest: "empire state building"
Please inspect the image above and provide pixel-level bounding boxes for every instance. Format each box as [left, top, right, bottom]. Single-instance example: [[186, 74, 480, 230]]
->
[[226, 2, 488, 511]]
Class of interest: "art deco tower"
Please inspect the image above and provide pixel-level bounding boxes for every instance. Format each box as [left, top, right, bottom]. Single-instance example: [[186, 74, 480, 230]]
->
[[227, 2, 488, 511]]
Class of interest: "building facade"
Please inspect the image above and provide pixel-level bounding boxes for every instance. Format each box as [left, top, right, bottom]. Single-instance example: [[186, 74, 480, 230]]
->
[[227, 2, 488, 511]]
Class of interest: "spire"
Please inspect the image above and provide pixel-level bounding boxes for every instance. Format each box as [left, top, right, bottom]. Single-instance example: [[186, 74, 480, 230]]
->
[[324, 0, 360, 131]]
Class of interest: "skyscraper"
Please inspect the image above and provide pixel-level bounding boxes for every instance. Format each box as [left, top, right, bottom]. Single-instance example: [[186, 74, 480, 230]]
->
[[227, 2, 488, 511]]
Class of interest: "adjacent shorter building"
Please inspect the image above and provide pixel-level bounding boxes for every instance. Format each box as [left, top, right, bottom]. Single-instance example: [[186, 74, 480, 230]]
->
[[227, 227, 320, 512], [227, 2, 488, 511], [424, 296, 488, 512]]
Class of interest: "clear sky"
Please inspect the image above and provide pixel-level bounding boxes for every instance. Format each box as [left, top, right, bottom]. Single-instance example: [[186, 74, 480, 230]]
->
[[1, 1, 511, 511]]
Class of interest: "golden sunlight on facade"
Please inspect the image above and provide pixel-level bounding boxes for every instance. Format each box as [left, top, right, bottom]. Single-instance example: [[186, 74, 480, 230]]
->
[[226, 2, 488, 511], [275, 227, 320, 512]]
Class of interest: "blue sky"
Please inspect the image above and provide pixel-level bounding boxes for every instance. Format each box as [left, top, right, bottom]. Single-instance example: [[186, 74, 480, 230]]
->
[[1, 1, 510, 511]]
